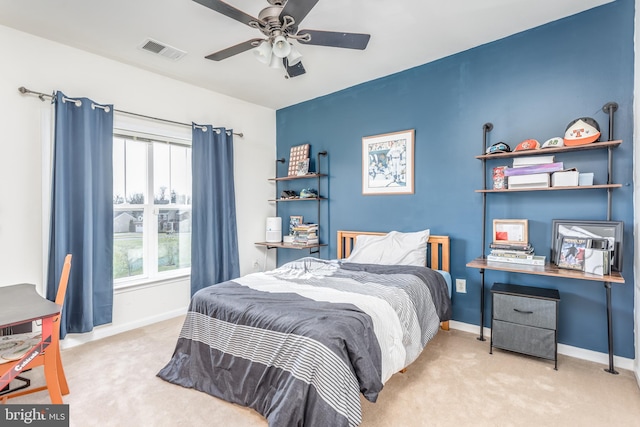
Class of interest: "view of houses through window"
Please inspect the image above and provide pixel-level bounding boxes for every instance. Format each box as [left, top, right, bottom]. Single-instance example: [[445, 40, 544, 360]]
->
[[113, 134, 192, 283]]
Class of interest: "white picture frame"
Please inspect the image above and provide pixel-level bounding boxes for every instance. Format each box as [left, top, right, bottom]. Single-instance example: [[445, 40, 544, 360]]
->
[[362, 129, 414, 195]]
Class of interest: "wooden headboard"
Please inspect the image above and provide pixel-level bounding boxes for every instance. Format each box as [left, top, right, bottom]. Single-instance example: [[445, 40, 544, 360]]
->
[[336, 230, 450, 272], [337, 230, 451, 332]]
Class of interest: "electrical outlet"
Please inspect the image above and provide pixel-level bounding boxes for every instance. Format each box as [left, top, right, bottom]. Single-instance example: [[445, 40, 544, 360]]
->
[[455, 279, 467, 293], [253, 259, 260, 271]]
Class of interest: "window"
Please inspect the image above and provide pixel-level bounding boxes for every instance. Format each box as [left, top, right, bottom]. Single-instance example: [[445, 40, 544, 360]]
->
[[113, 133, 192, 285]]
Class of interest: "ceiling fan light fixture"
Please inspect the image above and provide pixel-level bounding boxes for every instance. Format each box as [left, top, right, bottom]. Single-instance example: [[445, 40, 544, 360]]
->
[[195, 0, 371, 78], [269, 54, 284, 69], [271, 35, 292, 58], [253, 40, 272, 64], [286, 44, 303, 66]]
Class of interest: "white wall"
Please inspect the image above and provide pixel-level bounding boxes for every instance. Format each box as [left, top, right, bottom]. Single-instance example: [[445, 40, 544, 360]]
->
[[0, 24, 277, 344]]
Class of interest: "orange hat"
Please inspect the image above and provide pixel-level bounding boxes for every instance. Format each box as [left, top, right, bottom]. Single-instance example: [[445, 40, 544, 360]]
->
[[514, 139, 540, 152]]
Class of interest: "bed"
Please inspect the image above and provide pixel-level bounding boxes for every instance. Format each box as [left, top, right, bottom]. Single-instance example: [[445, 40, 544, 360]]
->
[[158, 230, 452, 427]]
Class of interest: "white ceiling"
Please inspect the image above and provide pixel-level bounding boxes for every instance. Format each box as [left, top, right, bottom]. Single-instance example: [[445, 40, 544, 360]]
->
[[0, 0, 612, 110]]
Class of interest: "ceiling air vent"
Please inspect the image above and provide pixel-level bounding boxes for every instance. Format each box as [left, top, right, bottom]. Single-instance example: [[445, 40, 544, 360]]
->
[[139, 38, 187, 61]]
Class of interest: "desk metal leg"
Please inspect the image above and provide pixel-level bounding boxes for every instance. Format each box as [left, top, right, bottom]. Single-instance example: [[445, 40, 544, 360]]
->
[[478, 268, 486, 341], [604, 281, 618, 375]]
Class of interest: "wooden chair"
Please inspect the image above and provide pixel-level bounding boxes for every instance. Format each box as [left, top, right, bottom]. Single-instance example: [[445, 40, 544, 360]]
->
[[0, 254, 72, 403]]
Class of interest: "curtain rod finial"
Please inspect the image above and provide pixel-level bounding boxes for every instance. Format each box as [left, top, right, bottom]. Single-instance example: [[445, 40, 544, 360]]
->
[[18, 86, 28, 94]]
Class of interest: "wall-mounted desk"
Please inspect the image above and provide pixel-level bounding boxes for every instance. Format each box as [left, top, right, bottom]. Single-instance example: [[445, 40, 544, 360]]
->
[[467, 258, 625, 374]]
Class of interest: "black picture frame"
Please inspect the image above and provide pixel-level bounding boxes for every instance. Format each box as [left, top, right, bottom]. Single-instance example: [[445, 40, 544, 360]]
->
[[550, 220, 624, 272]]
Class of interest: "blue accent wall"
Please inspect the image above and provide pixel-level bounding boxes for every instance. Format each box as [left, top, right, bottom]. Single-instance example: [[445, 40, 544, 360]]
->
[[276, 0, 635, 358]]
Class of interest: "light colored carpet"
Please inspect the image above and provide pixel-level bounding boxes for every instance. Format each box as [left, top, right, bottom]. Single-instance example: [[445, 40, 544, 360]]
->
[[6, 316, 640, 426]]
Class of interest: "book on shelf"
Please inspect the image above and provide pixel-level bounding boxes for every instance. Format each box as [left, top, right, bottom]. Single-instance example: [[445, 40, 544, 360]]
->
[[487, 254, 546, 266], [292, 239, 319, 246], [504, 162, 564, 176], [489, 247, 534, 255], [292, 223, 318, 232], [490, 242, 534, 252], [489, 251, 535, 259], [292, 223, 319, 245], [512, 155, 555, 167]]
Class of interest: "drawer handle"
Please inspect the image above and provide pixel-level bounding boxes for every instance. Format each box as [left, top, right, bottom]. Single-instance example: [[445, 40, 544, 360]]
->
[[513, 308, 533, 314]]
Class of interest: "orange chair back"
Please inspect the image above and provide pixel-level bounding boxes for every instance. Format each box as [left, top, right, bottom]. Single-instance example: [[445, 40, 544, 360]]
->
[[55, 254, 72, 307]]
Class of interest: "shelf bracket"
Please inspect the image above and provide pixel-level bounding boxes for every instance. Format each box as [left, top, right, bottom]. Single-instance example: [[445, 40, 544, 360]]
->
[[481, 122, 493, 254], [602, 101, 618, 141], [316, 151, 327, 259], [601, 102, 618, 219]]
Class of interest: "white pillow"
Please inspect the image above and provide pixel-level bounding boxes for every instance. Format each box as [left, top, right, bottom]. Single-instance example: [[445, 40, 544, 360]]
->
[[346, 229, 430, 266]]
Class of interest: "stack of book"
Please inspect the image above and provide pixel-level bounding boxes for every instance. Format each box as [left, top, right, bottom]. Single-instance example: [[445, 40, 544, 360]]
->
[[292, 223, 319, 246], [503, 155, 563, 189], [486, 242, 546, 266]]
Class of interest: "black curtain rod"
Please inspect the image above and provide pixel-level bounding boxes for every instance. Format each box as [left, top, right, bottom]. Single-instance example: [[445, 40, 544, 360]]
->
[[17, 86, 244, 138]]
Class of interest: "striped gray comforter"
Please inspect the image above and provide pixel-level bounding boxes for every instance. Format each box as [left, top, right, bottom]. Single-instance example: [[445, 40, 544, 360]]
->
[[157, 258, 451, 427]]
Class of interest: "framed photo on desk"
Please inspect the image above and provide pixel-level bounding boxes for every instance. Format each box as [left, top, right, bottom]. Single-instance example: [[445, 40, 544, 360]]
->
[[551, 220, 623, 272], [493, 219, 528, 245]]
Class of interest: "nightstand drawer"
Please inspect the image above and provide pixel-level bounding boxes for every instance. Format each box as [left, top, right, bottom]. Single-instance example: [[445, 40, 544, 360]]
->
[[493, 293, 556, 330], [492, 320, 556, 360]]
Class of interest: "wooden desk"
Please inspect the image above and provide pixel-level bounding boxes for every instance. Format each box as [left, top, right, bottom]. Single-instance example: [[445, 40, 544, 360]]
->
[[0, 283, 63, 403]]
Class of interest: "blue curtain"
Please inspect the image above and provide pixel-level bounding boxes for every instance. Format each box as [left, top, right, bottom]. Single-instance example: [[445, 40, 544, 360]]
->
[[190, 124, 240, 295], [47, 91, 114, 338]]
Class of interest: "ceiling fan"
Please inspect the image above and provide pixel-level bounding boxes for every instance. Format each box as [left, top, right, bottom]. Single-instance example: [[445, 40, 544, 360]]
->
[[193, 0, 371, 78]]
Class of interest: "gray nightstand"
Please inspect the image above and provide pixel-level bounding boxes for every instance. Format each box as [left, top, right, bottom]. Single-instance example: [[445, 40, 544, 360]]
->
[[490, 282, 560, 369]]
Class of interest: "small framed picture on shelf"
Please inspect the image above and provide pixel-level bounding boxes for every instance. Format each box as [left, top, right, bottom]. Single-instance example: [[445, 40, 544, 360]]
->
[[289, 215, 303, 235], [492, 219, 528, 244], [557, 236, 588, 271], [296, 158, 310, 176], [288, 143, 310, 176]]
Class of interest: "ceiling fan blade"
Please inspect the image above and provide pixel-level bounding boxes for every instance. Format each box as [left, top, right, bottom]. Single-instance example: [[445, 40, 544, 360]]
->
[[298, 30, 371, 50], [284, 59, 306, 78], [193, 0, 262, 27], [280, 0, 319, 26], [205, 38, 263, 61]]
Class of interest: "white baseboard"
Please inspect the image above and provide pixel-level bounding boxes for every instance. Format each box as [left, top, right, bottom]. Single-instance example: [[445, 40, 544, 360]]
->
[[448, 320, 634, 372], [59, 313, 634, 372], [60, 306, 188, 350]]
